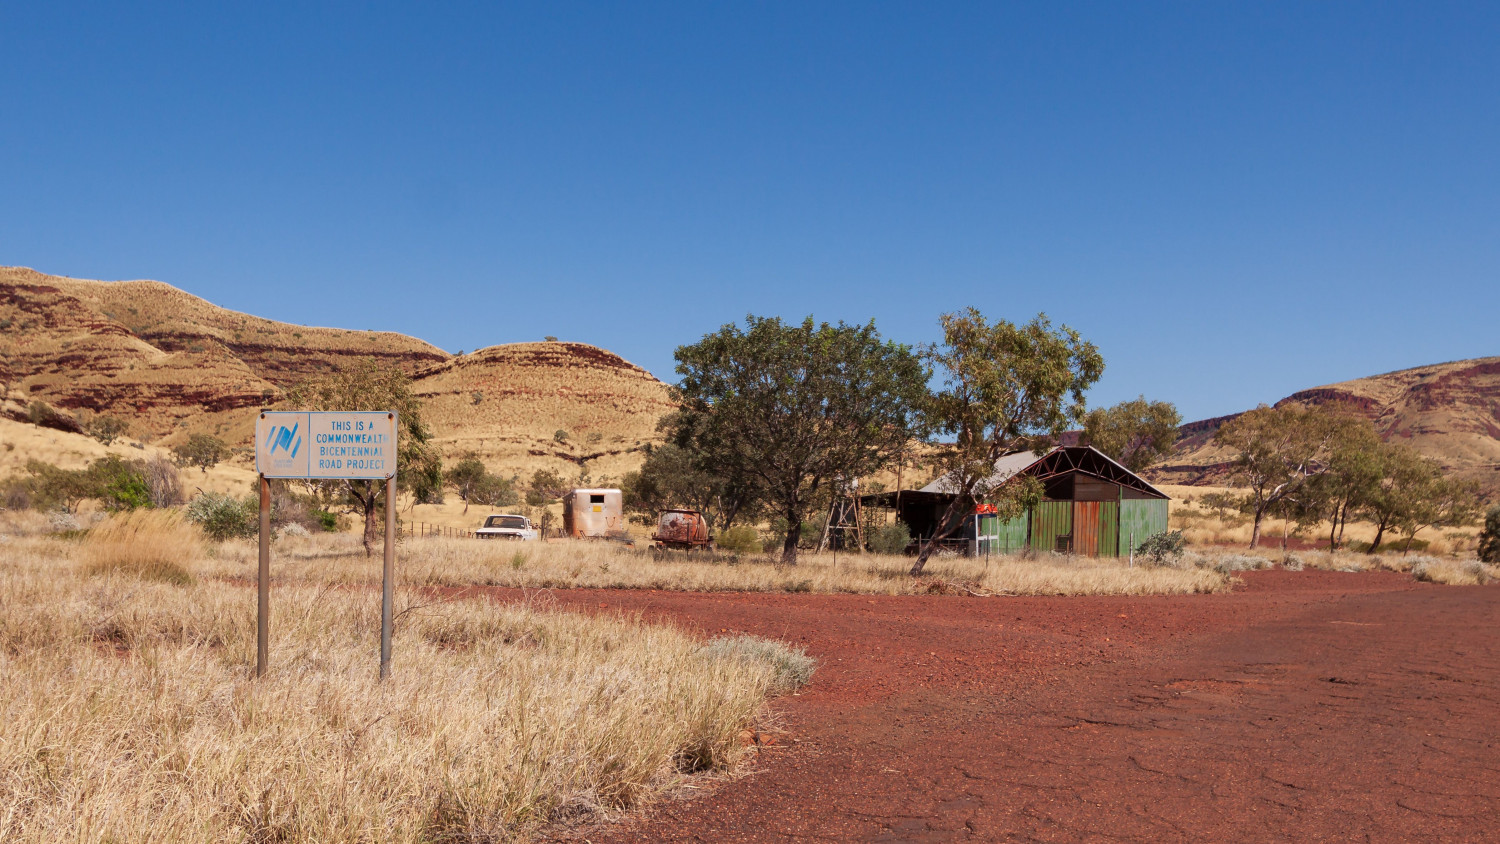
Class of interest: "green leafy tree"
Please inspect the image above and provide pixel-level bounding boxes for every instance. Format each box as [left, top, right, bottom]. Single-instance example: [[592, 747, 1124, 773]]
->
[[172, 433, 230, 474], [446, 455, 489, 514], [1214, 403, 1355, 550], [1292, 411, 1384, 550], [19, 459, 96, 513], [284, 359, 442, 556], [526, 468, 569, 506], [89, 455, 151, 511], [1079, 397, 1181, 472], [1357, 443, 1444, 554], [84, 414, 130, 447], [1392, 471, 1479, 555], [911, 310, 1104, 575], [621, 435, 763, 529], [1478, 505, 1500, 563], [673, 315, 928, 565], [447, 454, 519, 513], [469, 473, 518, 509], [1198, 491, 1244, 520]]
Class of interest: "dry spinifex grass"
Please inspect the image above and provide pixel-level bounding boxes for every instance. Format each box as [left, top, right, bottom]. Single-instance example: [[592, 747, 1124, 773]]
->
[[209, 534, 1232, 596], [79, 507, 203, 584], [0, 535, 812, 843]]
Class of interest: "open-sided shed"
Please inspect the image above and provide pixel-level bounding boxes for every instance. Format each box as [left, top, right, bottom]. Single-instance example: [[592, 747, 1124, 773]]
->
[[861, 446, 1170, 558]]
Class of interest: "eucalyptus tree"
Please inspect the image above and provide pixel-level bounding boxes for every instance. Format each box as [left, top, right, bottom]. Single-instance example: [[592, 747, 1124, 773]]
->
[[284, 359, 442, 556], [1079, 396, 1181, 472], [910, 309, 1104, 575], [672, 315, 927, 565]]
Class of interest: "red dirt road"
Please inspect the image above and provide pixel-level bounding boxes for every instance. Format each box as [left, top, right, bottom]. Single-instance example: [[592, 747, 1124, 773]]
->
[[504, 571, 1499, 842]]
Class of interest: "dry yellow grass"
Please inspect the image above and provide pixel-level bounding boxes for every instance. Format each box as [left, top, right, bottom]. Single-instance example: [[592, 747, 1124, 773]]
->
[[0, 529, 811, 843], [200, 534, 1232, 596], [1410, 557, 1497, 586], [80, 508, 203, 584]]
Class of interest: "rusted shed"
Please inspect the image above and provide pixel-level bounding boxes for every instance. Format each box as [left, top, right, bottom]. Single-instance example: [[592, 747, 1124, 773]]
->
[[862, 446, 1169, 559]]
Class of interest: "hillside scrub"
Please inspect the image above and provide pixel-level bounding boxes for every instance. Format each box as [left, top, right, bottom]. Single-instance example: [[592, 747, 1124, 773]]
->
[[0, 535, 809, 843]]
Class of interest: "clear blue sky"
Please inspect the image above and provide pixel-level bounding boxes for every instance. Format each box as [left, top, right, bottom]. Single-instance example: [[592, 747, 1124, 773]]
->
[[4, 2, 1497, 421]]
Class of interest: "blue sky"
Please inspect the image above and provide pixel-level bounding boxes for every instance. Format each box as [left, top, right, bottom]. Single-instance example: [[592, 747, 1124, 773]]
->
[[3, 2, 1497, 421]]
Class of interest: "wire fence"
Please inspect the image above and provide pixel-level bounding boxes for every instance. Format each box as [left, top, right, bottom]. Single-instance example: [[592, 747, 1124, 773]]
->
[[402, 522, 473, 540]]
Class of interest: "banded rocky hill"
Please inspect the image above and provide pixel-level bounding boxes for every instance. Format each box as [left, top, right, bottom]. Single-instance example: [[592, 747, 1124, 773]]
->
[[1150, 357, 1500, 495], [0, 267, 675, 482]]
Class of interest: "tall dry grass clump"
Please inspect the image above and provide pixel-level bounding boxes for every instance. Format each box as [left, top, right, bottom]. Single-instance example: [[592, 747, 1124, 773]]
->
[[0, 542, 810, 842], [80, 507, 203, 585], [1411, 557, 1496, 586]]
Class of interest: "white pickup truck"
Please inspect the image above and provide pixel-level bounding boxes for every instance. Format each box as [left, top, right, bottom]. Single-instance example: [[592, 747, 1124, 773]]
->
[[474, 514, 539, 541]]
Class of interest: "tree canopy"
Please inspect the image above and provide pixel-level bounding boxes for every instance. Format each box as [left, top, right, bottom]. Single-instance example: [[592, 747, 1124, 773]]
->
[[283, 359, 441, 555], [1079, 396, 1181, 472], [1214, 403, 1354, 550], [911, 309, 1104, 574], [672, 315, 927, 565]]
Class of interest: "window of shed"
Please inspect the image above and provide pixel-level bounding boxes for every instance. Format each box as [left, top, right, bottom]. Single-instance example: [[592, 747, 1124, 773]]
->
[[590, 494, 605, 504]]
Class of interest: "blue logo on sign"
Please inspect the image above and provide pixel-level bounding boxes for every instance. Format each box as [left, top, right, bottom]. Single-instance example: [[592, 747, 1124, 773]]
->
[[265, 422, 301, 458]]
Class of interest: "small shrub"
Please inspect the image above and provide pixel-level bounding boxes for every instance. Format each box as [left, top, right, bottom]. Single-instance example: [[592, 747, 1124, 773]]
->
[[48, 510, 81, 532], [699, 635, 817, 693], [280, 522, 311, 538], [1136, 530, 1186, 567], [1412, 558, 1492, 586], [142, 455, 185, 507], [172, 433, 230, 474], [1, 477, 32, 510], [81, 509, 201, 585], [84, 413, 130, 446], [90, 456, 152, 511], [715, 525, 761, 555], [1281, 554, 1305, 572], [867, 522, 911, 555], [1210, 554, 1272, 573], [185, 492, 257, 541], [1479, 505, 1500, 564], [312, 508, 343, 532]]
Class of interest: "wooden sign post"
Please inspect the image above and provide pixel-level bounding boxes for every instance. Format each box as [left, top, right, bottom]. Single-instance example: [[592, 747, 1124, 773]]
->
[[254, 410, 399, 679]]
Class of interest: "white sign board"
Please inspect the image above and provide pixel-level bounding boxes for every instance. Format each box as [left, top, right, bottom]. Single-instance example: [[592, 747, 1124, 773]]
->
[[255, 411, 398, 479]]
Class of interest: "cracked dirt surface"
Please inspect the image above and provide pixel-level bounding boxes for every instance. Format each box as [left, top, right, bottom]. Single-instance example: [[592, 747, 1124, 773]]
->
[[509, 569, 1498, 842]]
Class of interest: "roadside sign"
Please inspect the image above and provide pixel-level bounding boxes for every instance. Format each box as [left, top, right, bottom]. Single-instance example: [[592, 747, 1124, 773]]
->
[[252, 409, 400, 681], [255, 411, 398, 479]]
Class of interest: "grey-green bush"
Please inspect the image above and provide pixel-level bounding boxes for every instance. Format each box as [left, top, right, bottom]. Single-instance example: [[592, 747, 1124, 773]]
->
[[698, 635, 817, 693], [1135, 530, 1186, 566], [867, 522, 911, 555], [715, 525, 761, 554], [185, 492, 257, 541]]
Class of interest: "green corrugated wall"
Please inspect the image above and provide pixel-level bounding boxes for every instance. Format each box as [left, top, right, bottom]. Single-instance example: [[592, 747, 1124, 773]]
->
[[976, 513, 1029, 554], [1030, 501, 1073, 552], [1120, 499, 1169, 554], [1097, 500, 1119, 557], [995, 512, 1028, 554]]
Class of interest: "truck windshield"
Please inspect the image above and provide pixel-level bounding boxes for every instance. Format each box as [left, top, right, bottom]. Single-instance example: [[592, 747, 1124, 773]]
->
[[485, 516, 528, 529]]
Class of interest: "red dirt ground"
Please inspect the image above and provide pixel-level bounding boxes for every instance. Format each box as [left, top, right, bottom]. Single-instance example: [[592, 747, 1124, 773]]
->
[[496, 571, 1499, 842]]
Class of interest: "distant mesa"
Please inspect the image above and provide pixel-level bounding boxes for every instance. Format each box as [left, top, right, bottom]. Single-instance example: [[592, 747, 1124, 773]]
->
[[1150, 357, 1500, 494], [0, 266, 673, 481]]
